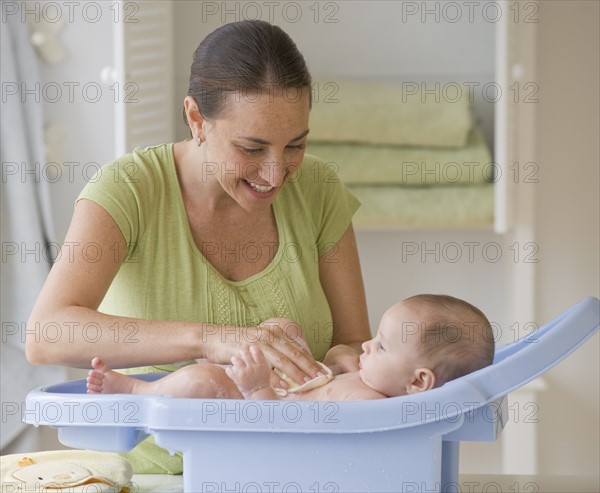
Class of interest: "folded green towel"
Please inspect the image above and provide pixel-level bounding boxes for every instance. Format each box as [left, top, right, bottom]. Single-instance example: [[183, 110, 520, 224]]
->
[[349, 183, 494, 228], [309, 78, 473, 148], [307, 128, 492, 186], [120, 436, 182, 475]]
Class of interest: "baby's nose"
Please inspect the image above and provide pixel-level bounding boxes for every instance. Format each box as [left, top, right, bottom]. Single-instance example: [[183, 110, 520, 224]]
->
[[361, 340, 370, 353]]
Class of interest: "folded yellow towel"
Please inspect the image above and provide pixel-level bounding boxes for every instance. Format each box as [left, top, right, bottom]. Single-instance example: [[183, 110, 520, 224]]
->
[[307, 127, 493, 186], [309, 78, 473, 148], [1, 450, 133, 493], [348, 182, 494, 228]]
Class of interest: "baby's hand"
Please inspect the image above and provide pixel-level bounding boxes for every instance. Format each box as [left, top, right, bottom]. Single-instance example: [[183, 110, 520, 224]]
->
[[226, 346, 272, 398]]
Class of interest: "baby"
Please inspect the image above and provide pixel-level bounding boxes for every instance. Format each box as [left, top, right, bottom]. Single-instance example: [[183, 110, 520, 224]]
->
[[86, 294, 494, 401]]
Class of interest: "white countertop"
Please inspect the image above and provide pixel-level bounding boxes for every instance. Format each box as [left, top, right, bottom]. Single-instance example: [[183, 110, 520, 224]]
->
[[131, 474, 599, 492], [131, 475, 182, 492]]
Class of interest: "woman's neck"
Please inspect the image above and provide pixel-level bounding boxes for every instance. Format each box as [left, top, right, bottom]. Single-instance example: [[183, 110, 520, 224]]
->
[[173, 139, 238, 214]]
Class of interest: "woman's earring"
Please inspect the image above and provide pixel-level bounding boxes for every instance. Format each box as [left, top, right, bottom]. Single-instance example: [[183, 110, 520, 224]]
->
[[197, 138, 202, 148]]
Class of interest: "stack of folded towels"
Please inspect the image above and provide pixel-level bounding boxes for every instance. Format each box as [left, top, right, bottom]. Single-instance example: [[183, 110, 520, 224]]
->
[[306, 79, 494, 228]]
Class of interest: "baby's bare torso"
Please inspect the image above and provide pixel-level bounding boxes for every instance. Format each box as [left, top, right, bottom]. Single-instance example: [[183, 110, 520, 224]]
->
[[284, 371, 385, 401]]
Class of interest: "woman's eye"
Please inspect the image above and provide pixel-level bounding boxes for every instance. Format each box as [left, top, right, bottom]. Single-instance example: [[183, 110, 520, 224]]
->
[[240, 147, 263, 155], [287, 144, 306, 151]]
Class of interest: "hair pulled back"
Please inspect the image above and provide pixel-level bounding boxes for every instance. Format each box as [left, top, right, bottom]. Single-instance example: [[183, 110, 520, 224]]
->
[[184, 20, 312, 125]]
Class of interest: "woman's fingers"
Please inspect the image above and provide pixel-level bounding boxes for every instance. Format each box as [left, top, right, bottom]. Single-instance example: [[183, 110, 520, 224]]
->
[[260, 343, 319, 387], [261, 319, 322, 379], [242, 317, 324, 387], [281, 344, 321, 378]]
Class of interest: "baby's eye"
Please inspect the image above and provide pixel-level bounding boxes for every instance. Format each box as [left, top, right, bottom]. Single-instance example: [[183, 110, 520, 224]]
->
[[378, 342, 384, 351]]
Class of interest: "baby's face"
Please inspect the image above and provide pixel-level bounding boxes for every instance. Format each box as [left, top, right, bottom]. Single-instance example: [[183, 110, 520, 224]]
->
[[359, 301, 423, 397]]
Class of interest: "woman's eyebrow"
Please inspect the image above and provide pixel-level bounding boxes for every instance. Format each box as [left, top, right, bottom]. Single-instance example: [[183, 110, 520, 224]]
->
[[236, 129, 310, 145]]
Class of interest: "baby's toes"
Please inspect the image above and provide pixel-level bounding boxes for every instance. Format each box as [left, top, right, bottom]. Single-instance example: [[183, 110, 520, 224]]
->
[[91, 357, 111, 373], [86, 381, 102, 393], [87, 370, 103, 382]]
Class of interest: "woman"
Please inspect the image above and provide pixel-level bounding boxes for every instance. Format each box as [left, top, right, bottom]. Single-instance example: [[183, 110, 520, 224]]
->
[[26, 20, 371, 473]]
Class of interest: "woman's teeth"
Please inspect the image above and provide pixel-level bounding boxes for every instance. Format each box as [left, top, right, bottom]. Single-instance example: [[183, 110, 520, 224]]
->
[[246, 181, 274, 193]]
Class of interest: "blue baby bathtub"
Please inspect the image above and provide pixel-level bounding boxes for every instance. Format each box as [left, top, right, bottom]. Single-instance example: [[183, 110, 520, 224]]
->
[[24, 297, 599, 492]]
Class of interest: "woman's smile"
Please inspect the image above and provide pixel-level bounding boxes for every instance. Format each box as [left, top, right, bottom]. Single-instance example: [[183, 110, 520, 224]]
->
[[243, 179, 277, 197]]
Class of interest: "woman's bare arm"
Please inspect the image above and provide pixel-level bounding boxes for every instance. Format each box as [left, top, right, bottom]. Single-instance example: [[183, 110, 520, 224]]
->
[[318, 223, 371, 372], [25, 200, 210, 368], [26, 200, 321, 384]]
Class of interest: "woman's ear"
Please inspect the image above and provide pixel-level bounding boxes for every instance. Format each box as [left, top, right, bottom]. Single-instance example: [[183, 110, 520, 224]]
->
[[184, 96, 205, 141], [406, 368, 436, 394]]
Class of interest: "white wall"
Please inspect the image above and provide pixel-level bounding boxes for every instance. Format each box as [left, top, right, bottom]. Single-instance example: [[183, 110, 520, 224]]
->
[[355, 228, 509, 336], [533, 0, 599, 476]]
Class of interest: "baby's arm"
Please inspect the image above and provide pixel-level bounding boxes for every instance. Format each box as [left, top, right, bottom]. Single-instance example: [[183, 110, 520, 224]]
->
[[226, 346, 281, 400]]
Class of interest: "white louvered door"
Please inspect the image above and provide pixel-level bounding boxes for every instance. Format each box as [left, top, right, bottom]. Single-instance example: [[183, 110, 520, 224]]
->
[[112, 0, 174, 156]]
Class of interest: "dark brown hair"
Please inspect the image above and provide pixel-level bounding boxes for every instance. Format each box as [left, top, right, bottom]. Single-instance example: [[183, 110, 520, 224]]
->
[[405, 294, 495, 387], [184, 20, 312, 125]]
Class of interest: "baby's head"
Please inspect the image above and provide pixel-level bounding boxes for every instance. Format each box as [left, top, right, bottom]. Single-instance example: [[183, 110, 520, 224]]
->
[[359, 294, 494, 397]]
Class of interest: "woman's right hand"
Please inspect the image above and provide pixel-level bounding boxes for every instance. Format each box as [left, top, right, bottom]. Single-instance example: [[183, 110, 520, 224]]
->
[[204, 317, 323, 389]]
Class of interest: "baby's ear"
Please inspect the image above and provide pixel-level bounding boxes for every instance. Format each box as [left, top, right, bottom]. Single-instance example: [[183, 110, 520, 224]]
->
[[406, 368, 436, 394]]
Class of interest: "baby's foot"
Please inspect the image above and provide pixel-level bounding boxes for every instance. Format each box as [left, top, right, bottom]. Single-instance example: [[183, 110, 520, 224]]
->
[[86, 357, 136, 394]]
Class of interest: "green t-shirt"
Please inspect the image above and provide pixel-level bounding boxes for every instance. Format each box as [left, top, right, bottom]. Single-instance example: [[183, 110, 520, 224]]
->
[[79, 144, 359, 367]]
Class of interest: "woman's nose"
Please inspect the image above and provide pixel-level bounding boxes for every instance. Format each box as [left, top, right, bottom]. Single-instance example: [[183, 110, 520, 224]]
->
[[261, 160, 286, 187]]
